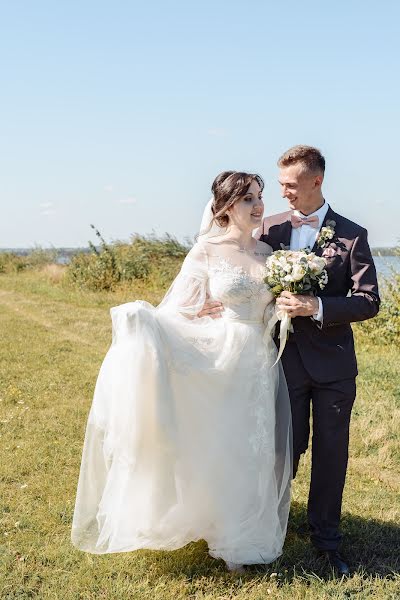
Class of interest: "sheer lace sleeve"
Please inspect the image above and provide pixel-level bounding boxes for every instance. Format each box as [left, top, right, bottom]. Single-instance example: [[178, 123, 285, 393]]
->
[[157, 243, 209, 318]]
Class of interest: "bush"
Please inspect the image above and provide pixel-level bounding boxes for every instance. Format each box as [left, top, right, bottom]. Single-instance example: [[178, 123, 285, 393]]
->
[[66, 227, 190, 291], [0, 253, 27, 273], [0, 247, 58, 274], [355, 270, 400, 345], [25, 246, 59, 268]]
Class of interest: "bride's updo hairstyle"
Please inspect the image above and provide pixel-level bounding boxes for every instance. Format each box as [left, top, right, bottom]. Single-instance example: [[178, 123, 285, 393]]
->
[[211, 171, 264, 228]]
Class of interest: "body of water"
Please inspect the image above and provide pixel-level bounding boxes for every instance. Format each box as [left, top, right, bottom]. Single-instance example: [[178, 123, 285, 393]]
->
[[1, 248, 399, 279], [373, 256, 400, 279], [53, 253, 399, 277]]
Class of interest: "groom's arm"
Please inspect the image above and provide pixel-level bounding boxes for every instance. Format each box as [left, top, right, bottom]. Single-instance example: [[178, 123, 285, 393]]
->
[[276, 228, 380, 325], [320, 228, 380, 326]]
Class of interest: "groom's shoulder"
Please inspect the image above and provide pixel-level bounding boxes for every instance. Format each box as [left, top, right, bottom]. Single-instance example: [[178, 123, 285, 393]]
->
[[330, 209, 368, 238], [260, 211, 291, 234]]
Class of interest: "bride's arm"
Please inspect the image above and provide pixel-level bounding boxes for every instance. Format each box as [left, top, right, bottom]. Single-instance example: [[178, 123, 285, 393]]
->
[[192, 243, 224, 319], [157, 243, 211, 319], [263, 301, 277, 327]]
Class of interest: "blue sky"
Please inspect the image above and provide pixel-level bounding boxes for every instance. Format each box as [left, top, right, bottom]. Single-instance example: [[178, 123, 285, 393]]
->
[[1, 0, 399, 248]]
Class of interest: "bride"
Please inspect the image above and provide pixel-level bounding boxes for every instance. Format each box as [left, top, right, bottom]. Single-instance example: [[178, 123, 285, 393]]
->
[[71, 171, 292, 571]]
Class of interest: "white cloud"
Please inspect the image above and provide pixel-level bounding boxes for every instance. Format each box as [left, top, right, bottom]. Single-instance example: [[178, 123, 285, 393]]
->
[[39, 202, 54, 208], [104, 185, 113, 192], [41, 209, 56, 216], [119, 196, 137, 205]]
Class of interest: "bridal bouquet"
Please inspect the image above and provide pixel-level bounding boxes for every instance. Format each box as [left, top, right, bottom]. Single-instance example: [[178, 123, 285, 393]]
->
[[264, 249, 328, 363]]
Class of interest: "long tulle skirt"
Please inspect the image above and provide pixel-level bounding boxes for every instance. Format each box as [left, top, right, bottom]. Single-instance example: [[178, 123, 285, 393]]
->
[[71, 301, 292, 565]]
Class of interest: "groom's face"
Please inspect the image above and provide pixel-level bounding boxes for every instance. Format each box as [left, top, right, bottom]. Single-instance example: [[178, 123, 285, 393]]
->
[[278, 163, 322, 213]]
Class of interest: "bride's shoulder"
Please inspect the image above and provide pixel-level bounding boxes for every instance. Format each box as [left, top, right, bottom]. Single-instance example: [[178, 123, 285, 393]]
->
[[255, 239, 273, 257], [185, 241, 209, 263]]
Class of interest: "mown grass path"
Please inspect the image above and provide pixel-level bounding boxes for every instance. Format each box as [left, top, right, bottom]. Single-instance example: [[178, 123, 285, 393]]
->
[[0, 273, 399, 599]]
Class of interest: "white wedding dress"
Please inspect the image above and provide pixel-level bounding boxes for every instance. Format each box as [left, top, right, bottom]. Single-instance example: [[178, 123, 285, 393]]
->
[[71, 239, 292, 565]]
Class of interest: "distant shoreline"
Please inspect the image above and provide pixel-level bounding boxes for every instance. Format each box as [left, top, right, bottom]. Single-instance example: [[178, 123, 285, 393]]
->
[[0, 246, 398, 257]]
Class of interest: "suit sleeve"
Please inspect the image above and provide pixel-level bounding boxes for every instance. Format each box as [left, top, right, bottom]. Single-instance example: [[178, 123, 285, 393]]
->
[[321, 228, 380, 326]]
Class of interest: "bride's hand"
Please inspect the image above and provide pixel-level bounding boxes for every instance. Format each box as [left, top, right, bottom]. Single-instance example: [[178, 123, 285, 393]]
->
[[197, 300, 224, 319]]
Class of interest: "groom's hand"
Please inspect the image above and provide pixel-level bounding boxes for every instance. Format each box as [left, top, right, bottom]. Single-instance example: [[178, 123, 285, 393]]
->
[[197, 299, 224, 319], [276, 291, 319, 318]]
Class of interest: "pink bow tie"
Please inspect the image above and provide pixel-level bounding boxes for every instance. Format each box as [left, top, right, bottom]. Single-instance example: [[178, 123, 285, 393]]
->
[[290, 214, 319, 229]]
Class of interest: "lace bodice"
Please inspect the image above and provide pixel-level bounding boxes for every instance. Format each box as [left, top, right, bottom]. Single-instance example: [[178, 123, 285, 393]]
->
[[158, 238, 274, 323], [208, 257, 273, 323]]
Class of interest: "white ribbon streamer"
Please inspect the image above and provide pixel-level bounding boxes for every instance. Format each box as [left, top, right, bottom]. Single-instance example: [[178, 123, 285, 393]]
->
[[264, 309, 292, 367]]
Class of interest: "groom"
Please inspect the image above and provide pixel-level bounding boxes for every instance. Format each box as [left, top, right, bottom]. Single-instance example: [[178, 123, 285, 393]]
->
[[201, 145, 380, 574]]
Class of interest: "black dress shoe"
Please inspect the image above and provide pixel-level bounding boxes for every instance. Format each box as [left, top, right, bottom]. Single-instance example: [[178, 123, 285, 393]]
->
[[319, 550, 350, 576]]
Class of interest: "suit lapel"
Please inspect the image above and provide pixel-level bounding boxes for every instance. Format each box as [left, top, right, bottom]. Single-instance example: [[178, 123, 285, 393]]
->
[[279, 217, 292, 249]]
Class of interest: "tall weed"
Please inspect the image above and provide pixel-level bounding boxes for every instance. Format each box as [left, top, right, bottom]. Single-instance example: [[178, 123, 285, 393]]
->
[[66, 227, 190, 291], [0, 247, 58, 273], [355, 270, 400, 344]]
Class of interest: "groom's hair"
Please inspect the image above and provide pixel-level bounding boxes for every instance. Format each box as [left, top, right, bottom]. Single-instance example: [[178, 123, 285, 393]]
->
[[278, 145, 325, 175]]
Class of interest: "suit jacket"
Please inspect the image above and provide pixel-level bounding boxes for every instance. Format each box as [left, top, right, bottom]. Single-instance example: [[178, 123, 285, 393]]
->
[[257, 207, 380, 382]]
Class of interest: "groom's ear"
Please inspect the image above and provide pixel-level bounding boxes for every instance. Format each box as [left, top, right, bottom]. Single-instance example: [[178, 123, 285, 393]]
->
[[314, 175, 324, 189]]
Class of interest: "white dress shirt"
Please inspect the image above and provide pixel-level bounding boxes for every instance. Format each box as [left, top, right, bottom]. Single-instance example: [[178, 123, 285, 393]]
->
[[289, 202, 329, 322]]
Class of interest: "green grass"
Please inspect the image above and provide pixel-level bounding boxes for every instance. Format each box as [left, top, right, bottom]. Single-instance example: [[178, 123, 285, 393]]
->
[[0, 271, 399, 599]]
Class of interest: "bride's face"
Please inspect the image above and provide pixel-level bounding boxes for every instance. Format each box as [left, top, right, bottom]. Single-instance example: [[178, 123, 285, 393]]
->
[[227, 180, 264, 230]]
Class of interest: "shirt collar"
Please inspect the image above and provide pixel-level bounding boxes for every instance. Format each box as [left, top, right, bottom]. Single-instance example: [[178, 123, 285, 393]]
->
[[294, 201, 329, 224]]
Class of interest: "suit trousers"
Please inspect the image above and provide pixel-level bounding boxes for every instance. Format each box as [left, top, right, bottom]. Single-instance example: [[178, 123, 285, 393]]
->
[[281, 339, 356, 551]]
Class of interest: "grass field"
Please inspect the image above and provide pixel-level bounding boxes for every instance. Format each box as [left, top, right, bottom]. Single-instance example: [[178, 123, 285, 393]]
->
[[0, 270, 399, 599]]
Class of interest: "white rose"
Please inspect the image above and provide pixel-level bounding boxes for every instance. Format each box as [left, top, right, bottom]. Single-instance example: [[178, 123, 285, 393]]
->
[[292, 264, 306, 281], [283, 263, 292, 273], [309, 257, 326, 273]]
